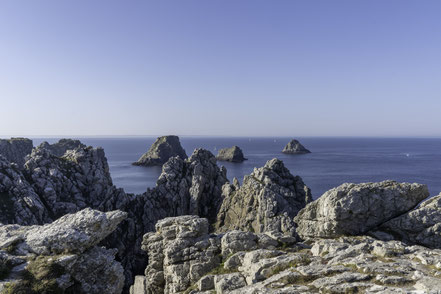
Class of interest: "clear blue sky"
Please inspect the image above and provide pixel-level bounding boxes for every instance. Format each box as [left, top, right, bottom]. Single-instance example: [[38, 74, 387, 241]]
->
[[1, 1, 440, 137]]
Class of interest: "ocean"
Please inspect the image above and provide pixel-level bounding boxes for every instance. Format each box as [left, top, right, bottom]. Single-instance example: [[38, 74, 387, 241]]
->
[[32, 137, 441, 199]]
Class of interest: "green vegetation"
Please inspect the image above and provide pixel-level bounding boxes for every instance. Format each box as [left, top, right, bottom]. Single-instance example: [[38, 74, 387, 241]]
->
[[1, 256, 72, 294]]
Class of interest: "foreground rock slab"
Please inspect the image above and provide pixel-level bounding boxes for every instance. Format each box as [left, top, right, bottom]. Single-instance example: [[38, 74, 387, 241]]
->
[[294, 180, 428, 239], [282, 139, 310, 154], [216, 146, 247, 163], [133, 135, 187, 166], [0, 208, 126, 294], [132, 216, 441, 294]]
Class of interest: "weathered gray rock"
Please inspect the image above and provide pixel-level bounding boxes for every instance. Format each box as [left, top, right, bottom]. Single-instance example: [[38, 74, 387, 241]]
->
[[24, 145, 128, 219], [0, 208, 126, 294], [133, 136, 187, 166], [371, 193, 441, 249], [0, 208, 127, 255], [37, 138, 86, 157], [294, 180, 428, 239], [147, 148, 228, 224], [139, 216, 221, 294], [216, 158, 312, 237], [214, 273, 247, 293], [0, 155, 50, 225], [0, 138, 33, 167], [281, 139, 310, 154], [133, 214, 441, 294], [216, 146, 247, 163]]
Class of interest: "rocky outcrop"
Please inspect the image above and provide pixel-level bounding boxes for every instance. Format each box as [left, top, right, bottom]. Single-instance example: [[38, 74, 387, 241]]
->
[[37, 138, 86, 157], [146, 148, 228, 224], [131, 216, 292, 294], [0, 208, 126, 294], [0, 155, 50, 225], [132, 216, 441, 294], [294, 181, 429, 239], [371, 193, 441, 248], [282, 139, 310, 154], [133, 136, 187, 166], [216, 146, 247, 163], [137, 216, 221, 294], [216, 158, 312, 238], [2, 142, 229, 290], [24, 145, 128, 219], [0, 138, 33, 168]]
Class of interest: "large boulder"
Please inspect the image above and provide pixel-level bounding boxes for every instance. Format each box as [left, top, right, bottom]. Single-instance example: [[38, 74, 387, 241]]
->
[[0, 208, 127, 255], [282, 139, 310, 154], [0, 208, 126, 294], [133, 136, 187, 166], [216, 146, 247, 163], [294, 181, 429, 239], [0, 138, 33, 168], [371, 193, 441, 248], [37, 138, 86, 157], [216, 158, 312, 238]]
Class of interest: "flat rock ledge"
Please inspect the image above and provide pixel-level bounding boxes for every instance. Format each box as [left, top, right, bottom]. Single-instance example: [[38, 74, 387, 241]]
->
[[282, 139, 311, 154], [216, 146, 247, 163], [0, 208, 127, 294], [133, 135, 187, 166], [131, 215, 441, 294]]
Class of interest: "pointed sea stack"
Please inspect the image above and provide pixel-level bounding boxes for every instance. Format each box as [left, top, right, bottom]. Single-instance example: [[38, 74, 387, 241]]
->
[[133, 135, 187, 166], [216, 146, 247, 163], [282, 139, 311, 154]]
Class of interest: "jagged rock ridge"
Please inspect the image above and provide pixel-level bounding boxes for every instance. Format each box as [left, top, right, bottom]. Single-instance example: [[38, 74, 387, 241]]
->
[[216, 158, 312, 238], [133, 136, 187, 166]]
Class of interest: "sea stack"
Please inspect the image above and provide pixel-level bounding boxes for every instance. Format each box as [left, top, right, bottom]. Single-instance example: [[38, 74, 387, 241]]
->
[[282, 139, 311, 154], [133, 135, 187, 166], [216, 146, 247, 163]]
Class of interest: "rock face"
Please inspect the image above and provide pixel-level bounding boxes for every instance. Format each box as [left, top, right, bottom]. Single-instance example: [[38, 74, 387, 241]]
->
[[0, 208, 126, 294], [0, 155, 51, 225], [132, 216, 441, 294], [38, 138, 86, 157], [138, 216, 221, 294], [371, 193, 441, 248], [133, 136, 187, 166], [0, 138, 33, 167], [294, 180, 429, 239], [216, 146, 247, 163], [216, 158, 312, 238], [282, 139, 310, 154]]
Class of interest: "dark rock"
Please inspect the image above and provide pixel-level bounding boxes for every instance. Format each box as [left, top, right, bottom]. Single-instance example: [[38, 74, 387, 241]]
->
[[132, 135, 187, 166], [216, 146, 247, 163], [0, 138, 33, 168], [282, 139, 311, 154]]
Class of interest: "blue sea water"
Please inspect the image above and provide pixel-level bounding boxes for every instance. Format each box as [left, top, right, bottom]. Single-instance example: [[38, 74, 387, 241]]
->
[[32, 137, 441, 199]]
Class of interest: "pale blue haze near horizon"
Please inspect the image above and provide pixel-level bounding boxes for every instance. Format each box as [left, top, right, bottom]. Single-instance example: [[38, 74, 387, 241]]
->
[[1, 1, 440, 137]]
